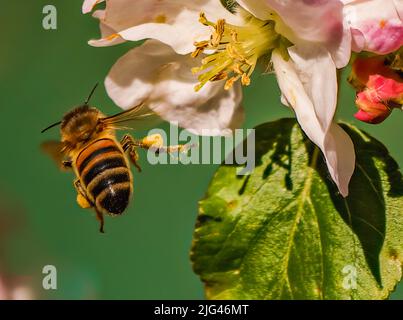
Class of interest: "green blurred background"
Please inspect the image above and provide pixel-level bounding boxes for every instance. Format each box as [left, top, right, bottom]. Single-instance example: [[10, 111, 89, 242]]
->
[[0, 1, 401, 299]]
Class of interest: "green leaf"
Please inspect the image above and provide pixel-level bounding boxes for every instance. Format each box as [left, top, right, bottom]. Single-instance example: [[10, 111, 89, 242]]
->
[[191, 119, 403, 300]]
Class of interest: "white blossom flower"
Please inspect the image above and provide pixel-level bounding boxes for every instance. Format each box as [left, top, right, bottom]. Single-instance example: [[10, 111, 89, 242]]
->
[[83, 0, 356, 196], [83, 0, 245, 136]]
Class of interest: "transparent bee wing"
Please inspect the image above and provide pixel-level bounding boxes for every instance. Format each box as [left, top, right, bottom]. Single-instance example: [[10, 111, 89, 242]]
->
[[41, 140, 69, 171], [100, 103, 162, 131]]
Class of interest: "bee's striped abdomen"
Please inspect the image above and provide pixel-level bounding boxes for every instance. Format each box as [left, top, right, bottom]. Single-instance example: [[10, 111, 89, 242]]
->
[[75, 138, 132, 215]]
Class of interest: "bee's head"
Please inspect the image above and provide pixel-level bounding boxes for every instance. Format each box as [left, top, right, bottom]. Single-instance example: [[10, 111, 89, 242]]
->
[[60, 105, 105, 148], [41, 84, 109, 151]]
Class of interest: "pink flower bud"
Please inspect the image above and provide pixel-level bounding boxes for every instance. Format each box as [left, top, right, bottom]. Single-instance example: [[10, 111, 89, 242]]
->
[[355, 90, 392, 124], [354, 75, 403, 124], [350, 56, 403, 124], [349, 56, 400, 90]]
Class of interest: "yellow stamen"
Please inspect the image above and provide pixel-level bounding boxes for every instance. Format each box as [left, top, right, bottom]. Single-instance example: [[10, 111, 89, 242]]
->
[[241, 73, 251, 86], [199, 12, 212, 26], [225, 76, 240, 90], [191, 12, 281, 91], [191, 40, 209, 58], [232, 64, 243, 75], [211, 19, 226, 47], [211, 72, 228, 81], [191, 66, 202, 75]]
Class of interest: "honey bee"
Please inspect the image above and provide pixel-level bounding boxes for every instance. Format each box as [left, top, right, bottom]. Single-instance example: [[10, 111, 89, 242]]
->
[[42, 84, 188, 233]]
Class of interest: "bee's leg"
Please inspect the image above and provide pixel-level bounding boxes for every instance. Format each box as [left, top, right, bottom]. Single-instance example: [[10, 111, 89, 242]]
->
[[120, 134, 142, 172], [73, 179, 92, 209], [95, 209, 105, 233], [128, 147, 142, 173], [74, 179, 104, 233], [62, 160, 73, 169], [132, 133, 190, 154], [139, 134, 164, 149]]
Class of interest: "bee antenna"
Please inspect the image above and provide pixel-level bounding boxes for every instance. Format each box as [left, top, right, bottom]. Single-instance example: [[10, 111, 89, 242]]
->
[[41, 121, 62, 133], [84, 82, 99, 105]]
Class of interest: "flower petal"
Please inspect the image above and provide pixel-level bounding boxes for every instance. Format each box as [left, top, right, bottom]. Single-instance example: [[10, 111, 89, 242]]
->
[[89, 10, 125, 46], [238, 0, 351, 67], [272, 50, 355, 197], [344, 0, 403, 54], [394, 0, 403, 20], [105, 40, 244, 135], [246, 0, 344, 42], [288, 44, 338, 133], [329, 19, 352, 68], [236, 0, 274, 21], [82, 0, 104, 14], [87, 0, 242, 54], [324, 123, 356, 197]]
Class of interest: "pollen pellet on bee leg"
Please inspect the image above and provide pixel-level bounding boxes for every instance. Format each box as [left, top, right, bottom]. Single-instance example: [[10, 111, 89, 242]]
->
[[77, 194, 92, 209], [141, 133, 164, 148]]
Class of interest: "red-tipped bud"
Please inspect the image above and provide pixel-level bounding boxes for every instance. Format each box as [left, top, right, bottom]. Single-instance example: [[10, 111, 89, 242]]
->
[[354, 91, 392, 124], [349, 56, 403, 124]]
